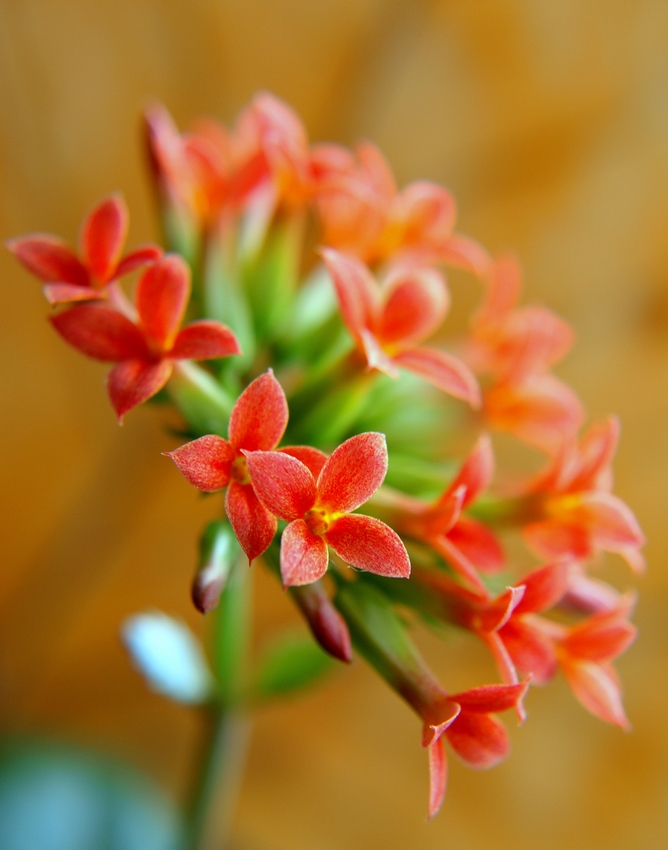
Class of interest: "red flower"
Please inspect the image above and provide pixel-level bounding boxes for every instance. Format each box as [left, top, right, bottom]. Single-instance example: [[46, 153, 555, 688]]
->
[[7, 194, 162, 304], [521, 417, 645, 572], [166, 370, 327, 564], [423, 682, 528, 818], [245, 432, 411, 587], [387, 435, 502, 595], [51, 254, 240, 420], [322, 248, 480, 406]]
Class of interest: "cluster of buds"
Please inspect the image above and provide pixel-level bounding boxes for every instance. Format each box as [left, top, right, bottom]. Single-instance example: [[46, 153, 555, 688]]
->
[[8, 92, 644, 817]]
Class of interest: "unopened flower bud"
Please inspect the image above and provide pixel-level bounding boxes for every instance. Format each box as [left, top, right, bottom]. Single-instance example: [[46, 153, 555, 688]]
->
[[192, 520, 241, 613], [290, 581, 352, 663]]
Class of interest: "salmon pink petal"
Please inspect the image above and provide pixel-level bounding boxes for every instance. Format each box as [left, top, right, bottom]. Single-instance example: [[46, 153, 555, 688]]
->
[[225, 481, 277, 563], [448, 517, 505, 574], [279, 446, 329, 479], [51, 305, 147, 361], [245, 450, 316, 521], [356, 141, 396, 199], [567, 416, 620, 492], [400, 181, 457, 248], [8, 235, 89, 287], [562, 613, 636, 663], [321, 248, 380, 339], [445, 711, 509, 768], [360, 329, 400, 377], [166, 435, 235, 491], [560, 659, 629, 728], [523, 518, 592, 562], [228, 370, 288, 451], [280, 519, 329, 587], [514, 561, 571, 615], [446, 435, 494, 508], [81, 194, 129, 281], [450, 681, 529, 714], [427, 739, 447, 820], [170, 321, 241, 361], [419, 486, 465, 538], [107, 358, 173, 421], [317, 432, 388, 513], [394, 346, 480, 407], [114, 245, 163, 279], [43, 283, 104, 304], [571, 492, 645, 554], [429, 534, 489, 597], [437, 234, 491, 278], [500, 620, 557, 684], [475, 253, 522, 325], [504, 307, 574, 381], [136, 255, 190, 349], [325, 514, 411, 578], [476, 586, 526, 633], [378, 267, 449, 347]]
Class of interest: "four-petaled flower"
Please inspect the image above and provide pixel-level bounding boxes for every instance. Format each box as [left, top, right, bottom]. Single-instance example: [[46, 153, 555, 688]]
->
[[322, 248, 480, 406], [245, 432, 411, 587], [7, 194, 162, 304], [166, 370, 327, 564], [51, 254, 240, 420]]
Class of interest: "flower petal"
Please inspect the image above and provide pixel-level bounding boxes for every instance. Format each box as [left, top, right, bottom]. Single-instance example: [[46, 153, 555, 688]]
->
[[225, 480, 277, 563], [394, 346, 480, 407], [437, 234, 491, 278], [450, 681, 529, 714], [136, 254, 190, 349], [170, 320, 241, 361], [107, 358, 173, 421], [166, 434, 235, 491], [7, 235, 89, 286], [378, 267, 449, 348], [280, 519, 329, 586], [43, 283, 105, 305], [560, 658, 629, 728], [228, 370, 288, 451], [447, 517, 505, 574], [499, 620, 557, 684], [245, 450, 316, 521], [114, 244, 164, 279], [514, 560, 571, 615], [445, 711, 509, 769], [279, 445, 329, 479], [325, 514, 411, 578], [317, 432, 388, 514], [81, 194, 129, 281], [427, 739, 447, 820], [321, 248, 380, 341], [446, 434, 494, 509], [51, 305, 147, 361]]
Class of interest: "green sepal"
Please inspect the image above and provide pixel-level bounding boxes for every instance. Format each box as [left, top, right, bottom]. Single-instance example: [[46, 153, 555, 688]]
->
[[167, 361, 234, 437]]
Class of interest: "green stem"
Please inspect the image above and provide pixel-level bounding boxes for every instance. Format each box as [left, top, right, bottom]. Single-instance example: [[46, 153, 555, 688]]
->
[[184, 557, 253, 850]]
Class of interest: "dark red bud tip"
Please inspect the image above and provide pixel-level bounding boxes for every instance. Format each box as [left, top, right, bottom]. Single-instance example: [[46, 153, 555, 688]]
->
[[191, 571, 226, 614], [311, 603, 353, 663]]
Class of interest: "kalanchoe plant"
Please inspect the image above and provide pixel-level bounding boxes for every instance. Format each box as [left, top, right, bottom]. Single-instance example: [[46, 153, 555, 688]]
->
[[9, 91, 644, 843]]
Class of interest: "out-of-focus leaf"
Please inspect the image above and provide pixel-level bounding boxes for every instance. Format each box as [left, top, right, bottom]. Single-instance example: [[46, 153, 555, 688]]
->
[[253, 630, 335, 698], [0, 739, 181, 850], [122, 611, 214, 704]]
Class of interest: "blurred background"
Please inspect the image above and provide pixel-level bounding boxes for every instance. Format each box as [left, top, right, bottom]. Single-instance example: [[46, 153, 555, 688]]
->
[[1, 1, 667, 848]]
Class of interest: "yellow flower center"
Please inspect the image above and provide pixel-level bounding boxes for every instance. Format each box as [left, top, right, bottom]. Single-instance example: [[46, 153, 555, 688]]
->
[[304, 508, 332, 536], [231, 455, 251, 486]]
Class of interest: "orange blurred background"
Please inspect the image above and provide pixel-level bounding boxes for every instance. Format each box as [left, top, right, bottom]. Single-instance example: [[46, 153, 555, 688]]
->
[[1, 1, 667, 847]]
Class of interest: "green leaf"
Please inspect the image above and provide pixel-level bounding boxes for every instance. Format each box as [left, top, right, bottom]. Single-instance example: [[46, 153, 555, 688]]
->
[[253, 630, 334, 698]]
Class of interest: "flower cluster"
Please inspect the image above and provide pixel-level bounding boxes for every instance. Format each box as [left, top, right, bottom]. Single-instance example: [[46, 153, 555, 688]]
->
[[9, 92, 643, 818]]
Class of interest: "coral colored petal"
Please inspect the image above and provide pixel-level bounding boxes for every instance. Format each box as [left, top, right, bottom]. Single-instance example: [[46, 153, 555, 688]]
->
[[570, 492, 645, 552], [166, 434, 234, 491], [475, 253, 522, 325], [378, 267, 449, 347], [394, 347, 480, 407], [450, 682, 529, 714], [245, 451, 316, 521], [400, 181, 457, 249], [476, 586, 526, 633], [279, 445, 329, 479], [317, 432, 388, 514], [445, 711, 509, 769], [321, 248, 380, 340], [514, 561, 571, 615], [81, 194, 129, 281], [430, 535, 489, 597], [560, 659, 629, 728], [427, 739, 447, 820], [51, 305, 147, 361], [524, 518, 592, 562], [280, 519, 329, 587], [500, 620, 558, 684], [107, 358, 173, 421], [563, 612, 637, 663], [418, 486, 465, 538], [114, 245, 163, 279], [568, 416, 620, 492], [228, 370, 288, 452], [360, 329, 400, 377], [136, 255, 190, 349], [170, 320, 241, 361], [43, 283, 105, 304], [448, 517, 505, 574], [8, 235, 89, 286], [325, 514, 411, 578], [225, 481, 277, 563], [447, 434, 494, 509], [437, 234, 491, 278]]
